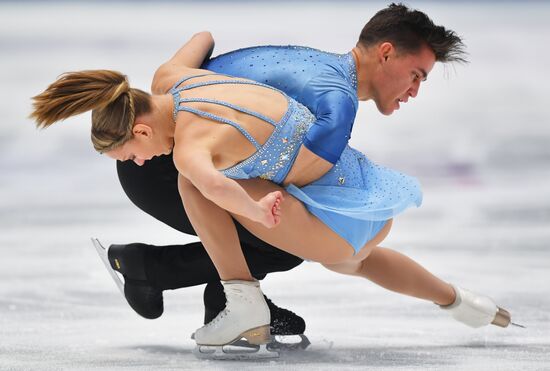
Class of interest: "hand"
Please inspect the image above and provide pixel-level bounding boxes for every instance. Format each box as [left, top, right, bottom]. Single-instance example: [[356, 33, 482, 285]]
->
[[256, 191, 284, 228]]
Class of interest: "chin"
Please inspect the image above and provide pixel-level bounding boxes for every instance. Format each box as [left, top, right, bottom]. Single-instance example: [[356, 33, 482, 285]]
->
[[375, 101, 395, 116], [378, 105, 395, 116]]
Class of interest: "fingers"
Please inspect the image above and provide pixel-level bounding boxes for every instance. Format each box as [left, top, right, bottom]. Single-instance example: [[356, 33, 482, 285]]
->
[[269, 190, 284, 202], [258, 191, 285, 228], [271, 192, 283, 227], [272, 191, 284, 207], [271, 203, 282, 216], [272, 196, 282, 214]]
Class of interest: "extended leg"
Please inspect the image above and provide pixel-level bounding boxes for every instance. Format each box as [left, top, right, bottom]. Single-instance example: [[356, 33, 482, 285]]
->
[[323, 246, 512, 328], [359, 246, 455, 305], [323, 246, 455, 305]]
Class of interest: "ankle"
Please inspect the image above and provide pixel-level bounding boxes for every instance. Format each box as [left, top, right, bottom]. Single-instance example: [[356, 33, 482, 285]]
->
[[436, 284, 457, 307], [220, 275, 256, 282], [108, 243, 151, 281]]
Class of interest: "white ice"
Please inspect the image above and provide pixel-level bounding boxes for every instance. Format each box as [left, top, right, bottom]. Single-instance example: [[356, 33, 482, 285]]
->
[[1, 1, 549, 370]]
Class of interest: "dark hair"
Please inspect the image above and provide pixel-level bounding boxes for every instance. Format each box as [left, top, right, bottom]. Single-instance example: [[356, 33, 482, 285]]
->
[[358, 3, 467, 63], [31, 70, 152, 152]]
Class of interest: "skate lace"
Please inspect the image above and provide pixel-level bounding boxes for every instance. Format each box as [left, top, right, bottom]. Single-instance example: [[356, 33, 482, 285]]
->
[[205, 307, 231, 328], [204, 289, 255, 328], [203, 290, 246, 328]]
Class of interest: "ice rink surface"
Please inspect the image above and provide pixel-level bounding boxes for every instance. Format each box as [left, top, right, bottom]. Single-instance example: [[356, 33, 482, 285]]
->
[[1, 1, 549, 370]]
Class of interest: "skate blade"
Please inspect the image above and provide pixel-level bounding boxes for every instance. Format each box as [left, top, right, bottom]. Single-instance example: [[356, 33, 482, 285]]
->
[[192, 333, 310, 351], [268, 334, 311, 351], [193, 343, 279, 360], [91, 238, 124, 295]]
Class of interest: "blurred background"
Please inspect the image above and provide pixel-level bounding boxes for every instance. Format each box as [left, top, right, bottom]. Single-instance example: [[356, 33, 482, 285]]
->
[[1, 1, 549, 370]]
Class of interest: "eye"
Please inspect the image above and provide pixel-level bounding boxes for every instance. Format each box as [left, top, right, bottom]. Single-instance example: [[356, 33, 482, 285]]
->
[[412, 73, 420, 82]]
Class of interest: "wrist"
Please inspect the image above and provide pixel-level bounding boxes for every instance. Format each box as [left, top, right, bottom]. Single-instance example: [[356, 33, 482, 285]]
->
[[246, 200, 263, 222]]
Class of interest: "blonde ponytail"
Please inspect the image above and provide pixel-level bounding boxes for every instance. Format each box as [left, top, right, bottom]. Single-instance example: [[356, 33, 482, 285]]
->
[[30, 70, 151, 152]]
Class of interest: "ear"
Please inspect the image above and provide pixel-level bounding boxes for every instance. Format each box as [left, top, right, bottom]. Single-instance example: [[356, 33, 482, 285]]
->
[[132, 123, 153, 139], [378, 42, 395, 63]]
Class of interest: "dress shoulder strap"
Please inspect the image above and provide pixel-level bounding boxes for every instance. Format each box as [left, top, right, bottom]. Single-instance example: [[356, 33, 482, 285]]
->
[[170, 74, 286, 150]]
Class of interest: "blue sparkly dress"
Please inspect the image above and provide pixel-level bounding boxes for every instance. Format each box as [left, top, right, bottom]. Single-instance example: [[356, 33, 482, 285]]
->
[[171, 74, 422, 254], [203, 46, 358, 165]]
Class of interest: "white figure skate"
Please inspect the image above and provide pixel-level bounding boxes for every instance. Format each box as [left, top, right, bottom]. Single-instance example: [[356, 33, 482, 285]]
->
[[193, 280, 278, 360], [440, 285, 513, 328]]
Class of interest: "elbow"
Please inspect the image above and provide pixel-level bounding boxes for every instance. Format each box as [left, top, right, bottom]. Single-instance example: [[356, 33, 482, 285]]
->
[[193, 31, 215, 62], [195, 31, 214, 44], [178, 173, 223, 202]]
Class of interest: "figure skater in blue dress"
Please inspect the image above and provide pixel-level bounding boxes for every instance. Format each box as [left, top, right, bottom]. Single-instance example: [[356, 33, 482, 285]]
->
[[31, 3, 512, 351], [106, 3, 470, 329]]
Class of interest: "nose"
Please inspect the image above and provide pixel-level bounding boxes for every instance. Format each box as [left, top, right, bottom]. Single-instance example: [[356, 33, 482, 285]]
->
[[133, 158, 145, 166], [409, 80, 421, 98]]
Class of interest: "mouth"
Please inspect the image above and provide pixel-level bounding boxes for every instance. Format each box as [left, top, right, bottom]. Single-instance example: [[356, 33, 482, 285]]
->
[[395, 97, 409, 110]]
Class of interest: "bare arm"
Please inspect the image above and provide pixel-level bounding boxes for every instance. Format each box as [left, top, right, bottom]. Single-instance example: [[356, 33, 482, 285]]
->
[[165, 31, 215, 69], [178, 174, 253, 281], [152, 31, 215, 94], [175, 148, 283, 228]]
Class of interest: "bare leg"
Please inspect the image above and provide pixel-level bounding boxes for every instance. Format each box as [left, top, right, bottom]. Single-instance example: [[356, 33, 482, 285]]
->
[[183, 176, 446, 305], [324, 246, 456, 305], [229, 179, 394, 265], [179, 176, 254, 281]]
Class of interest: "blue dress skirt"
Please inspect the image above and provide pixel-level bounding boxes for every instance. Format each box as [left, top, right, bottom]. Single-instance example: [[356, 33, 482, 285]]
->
[[286, 146, 422, 253]]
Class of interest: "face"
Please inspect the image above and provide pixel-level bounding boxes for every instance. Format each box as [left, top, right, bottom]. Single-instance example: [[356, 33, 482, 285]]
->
[[371, 43, 436, 115], [105, 124, 173, 166]]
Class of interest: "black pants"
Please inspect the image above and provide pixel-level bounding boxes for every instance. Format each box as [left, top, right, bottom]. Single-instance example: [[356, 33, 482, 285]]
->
[[116, 153, 304, 291]]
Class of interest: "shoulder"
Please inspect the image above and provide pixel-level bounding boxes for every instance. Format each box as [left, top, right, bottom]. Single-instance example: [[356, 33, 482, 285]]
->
[[302, 60, 356, 99], [151, 65, 205, 95], [172, 115, 219, 163], [151, 64, 178, 94], [304, 83, 358, 114]]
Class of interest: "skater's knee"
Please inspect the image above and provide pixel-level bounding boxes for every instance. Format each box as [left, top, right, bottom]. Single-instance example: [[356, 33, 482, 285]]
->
[[316, 245, 355, 265], [322, 260, 362, 276]]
